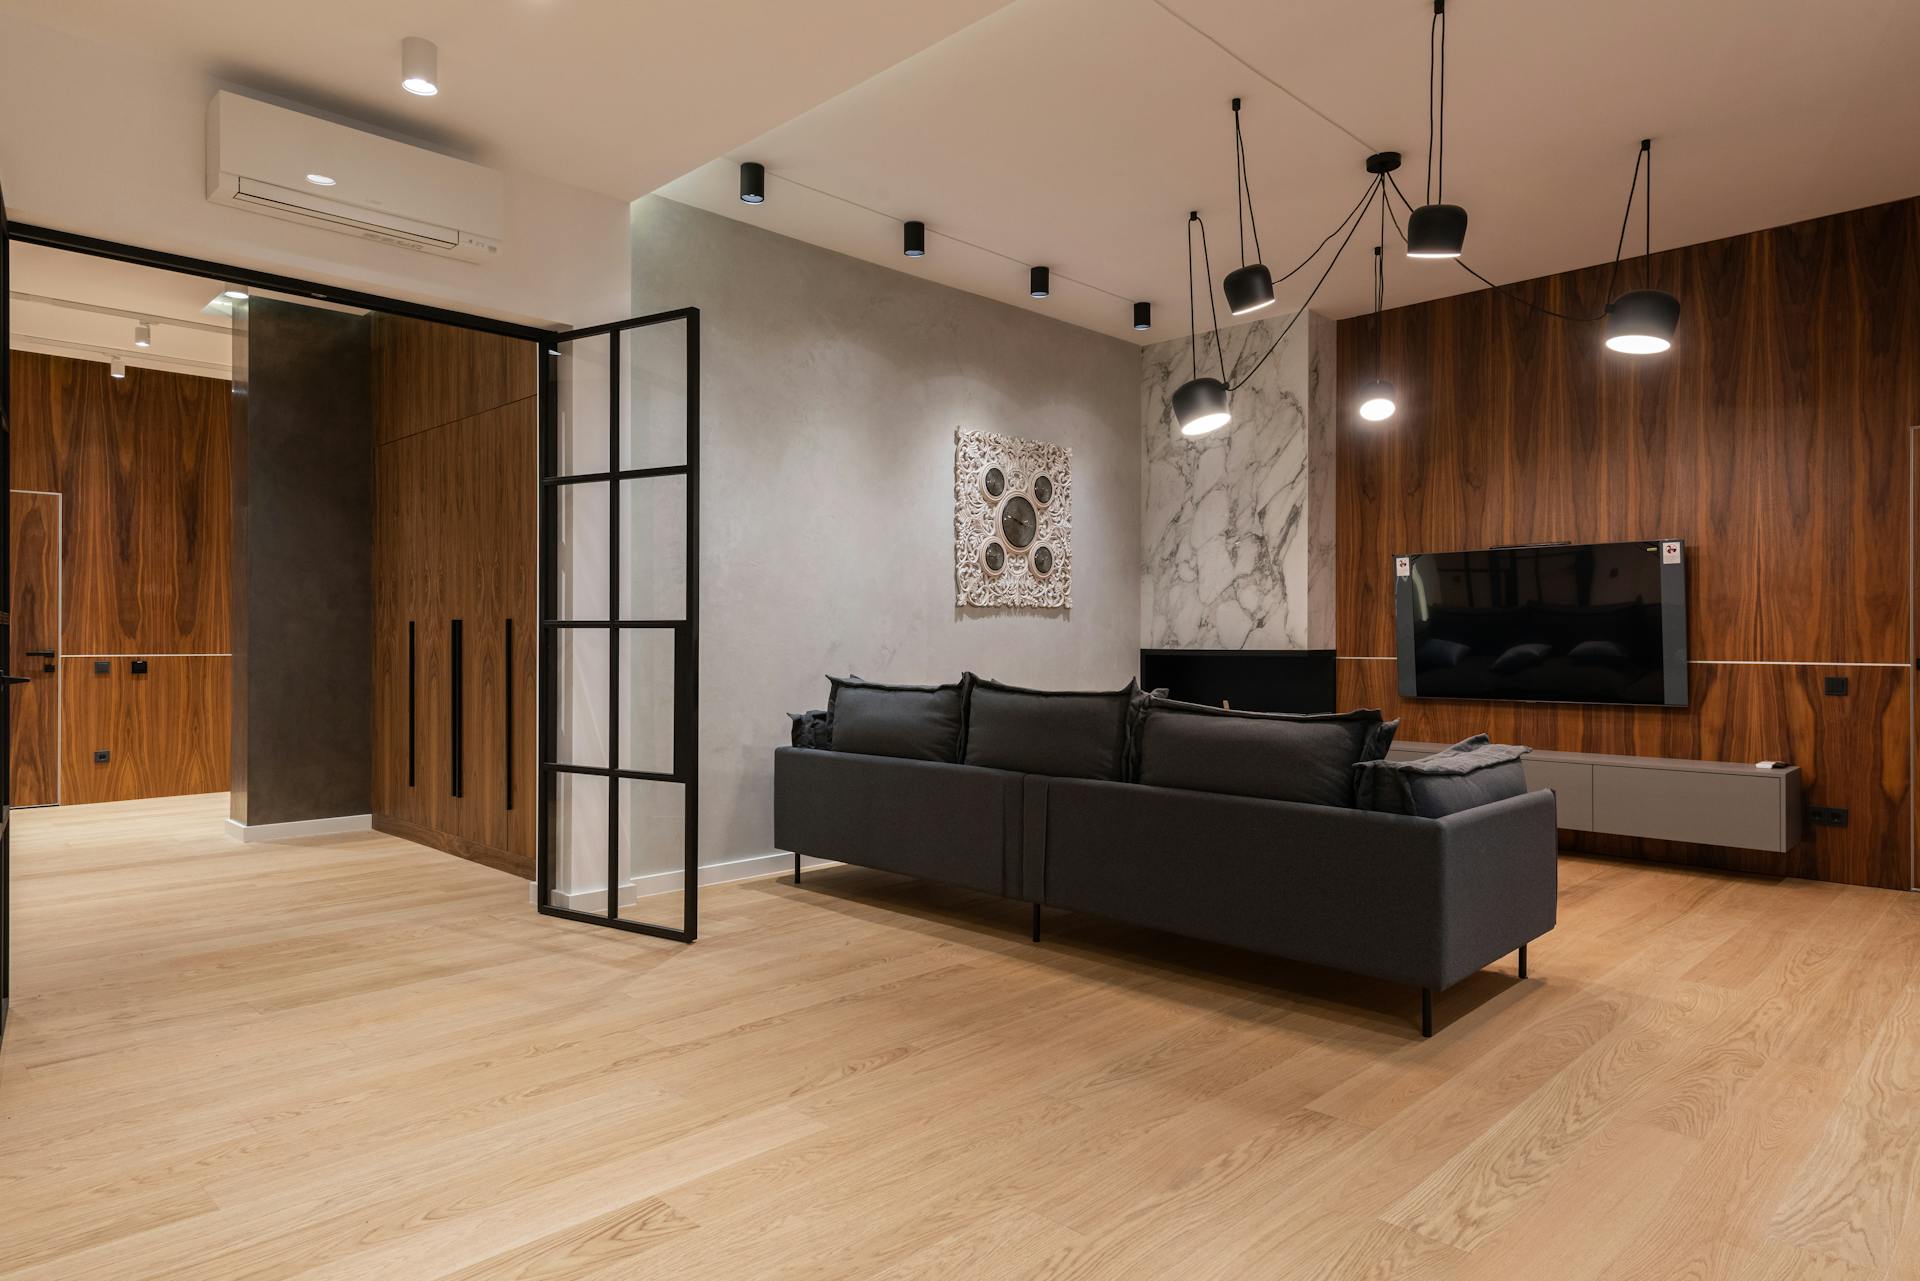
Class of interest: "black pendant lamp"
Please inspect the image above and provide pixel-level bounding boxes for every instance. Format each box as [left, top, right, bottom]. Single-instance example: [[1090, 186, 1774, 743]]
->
[[1222, 98, 1276, 315], [1604, 139, 1680, 354], [1173, 211, 1232, 437], [1407, 0, 1468, 259], [1358, 185, 1398, 422]]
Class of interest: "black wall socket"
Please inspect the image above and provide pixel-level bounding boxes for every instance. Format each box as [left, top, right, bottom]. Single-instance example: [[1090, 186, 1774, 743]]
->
[[1809, 806, 1849, 828], [92, 749, 110, 765], [1823, 676, 1849, 696]]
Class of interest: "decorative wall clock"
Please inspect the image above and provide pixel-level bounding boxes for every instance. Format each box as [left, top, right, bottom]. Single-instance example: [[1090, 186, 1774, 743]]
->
[[955, 428, 1071, 608]]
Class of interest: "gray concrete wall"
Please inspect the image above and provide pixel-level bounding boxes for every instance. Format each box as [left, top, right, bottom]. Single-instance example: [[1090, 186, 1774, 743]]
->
[[229, 296, 373, 826], [628, 194, 1142, 874]]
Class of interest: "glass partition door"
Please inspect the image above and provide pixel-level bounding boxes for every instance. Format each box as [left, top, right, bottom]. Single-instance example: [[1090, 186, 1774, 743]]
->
[[537, 308, 698, 941]]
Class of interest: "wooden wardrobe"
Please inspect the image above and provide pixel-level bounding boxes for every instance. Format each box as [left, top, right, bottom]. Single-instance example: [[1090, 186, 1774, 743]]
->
[[370, 315, 537, 877]]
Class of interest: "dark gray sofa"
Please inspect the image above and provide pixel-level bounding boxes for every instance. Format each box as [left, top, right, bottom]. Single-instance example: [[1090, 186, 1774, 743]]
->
[[774, 745, 1557, 1035]]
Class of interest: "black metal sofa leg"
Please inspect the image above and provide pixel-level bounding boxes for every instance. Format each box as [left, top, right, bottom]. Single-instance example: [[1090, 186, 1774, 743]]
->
[[794, 852, 802, 885], [1421, 987, 1434, 1038], [1031, 903, 1041, 943], [1518, 943, 1528, 979]]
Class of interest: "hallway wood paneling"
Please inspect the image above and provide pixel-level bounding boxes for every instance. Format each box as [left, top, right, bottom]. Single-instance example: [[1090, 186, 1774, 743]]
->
[[8, 491, 60, 806], [9, 352, 231, 656], [371, 315, 535, 878], [1335, 197, 1920, 889], [59, 655, 230, 804]]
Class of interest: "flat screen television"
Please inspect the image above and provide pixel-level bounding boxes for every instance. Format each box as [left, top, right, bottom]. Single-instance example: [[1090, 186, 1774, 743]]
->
[[1394, 539, 1688, 707]]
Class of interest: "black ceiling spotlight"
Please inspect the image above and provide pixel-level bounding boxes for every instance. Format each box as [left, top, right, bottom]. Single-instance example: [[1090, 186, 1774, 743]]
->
[[1029, 266, 1051, 298], [1604, 139, 1680, 354], [1172, 211, 1232, 437], [1359, 158, 1398, 422], [1222, 98, 1276, 315], [1407, 0, 1468, 259], [903, 220, 926, 257], [1133, 301, 1152, 331], [739, 161, 765, 204]]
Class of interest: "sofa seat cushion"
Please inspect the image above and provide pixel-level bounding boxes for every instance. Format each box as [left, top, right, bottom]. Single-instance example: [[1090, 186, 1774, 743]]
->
[[1134, 698, 1396, 808], [1353, 734, 1531, 818], [963, 675, 1138, 781], [826, 676, 967, 762]]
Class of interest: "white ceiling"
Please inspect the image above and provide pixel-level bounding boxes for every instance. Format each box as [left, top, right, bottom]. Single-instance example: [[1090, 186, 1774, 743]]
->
[[7, 0, 1918, 345], [660, 0, 1920, 341], [9, 242, 236, 379]]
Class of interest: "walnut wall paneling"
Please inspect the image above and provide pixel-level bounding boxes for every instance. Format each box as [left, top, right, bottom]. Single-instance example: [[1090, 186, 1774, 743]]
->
[[8, 492, 59, 807], [8, 352, 231, 656], [371, 313, 536, 878], [60, 656, 231, 805], [1334, 197, 1920, 890]]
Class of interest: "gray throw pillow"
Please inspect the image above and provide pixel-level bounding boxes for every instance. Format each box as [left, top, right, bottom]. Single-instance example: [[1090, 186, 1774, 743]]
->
[[787, 709, 831, 749], [1352, 734, 1531, 818], [827, 676, 967, 762], [963, 674, 1138, 781], [1134, 698, 1397, 808]]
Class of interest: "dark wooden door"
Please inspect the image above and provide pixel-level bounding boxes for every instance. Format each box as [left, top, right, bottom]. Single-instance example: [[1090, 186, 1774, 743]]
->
[[7, 492, 57, 807], [2, 175, 16, 1043]]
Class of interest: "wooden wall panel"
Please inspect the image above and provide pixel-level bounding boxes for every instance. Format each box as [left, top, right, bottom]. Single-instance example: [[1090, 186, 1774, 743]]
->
[[9, 352, 231, 655], [371, 314, 537, 878], [60, 656, 230, 804], [1335, 197, 1920, 889], [8, 492, 60, 806]]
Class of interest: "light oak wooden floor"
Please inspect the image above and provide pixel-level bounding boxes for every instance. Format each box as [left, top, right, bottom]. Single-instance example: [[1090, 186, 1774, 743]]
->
[[2, 793, 1918, 1279]]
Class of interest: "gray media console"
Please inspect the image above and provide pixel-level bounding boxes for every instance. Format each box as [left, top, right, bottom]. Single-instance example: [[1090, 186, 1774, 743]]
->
[[1387, 742, 1805, 853]]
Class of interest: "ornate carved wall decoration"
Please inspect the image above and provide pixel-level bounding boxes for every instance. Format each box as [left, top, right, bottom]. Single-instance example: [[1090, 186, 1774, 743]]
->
[[955, 428, 1071, 609]]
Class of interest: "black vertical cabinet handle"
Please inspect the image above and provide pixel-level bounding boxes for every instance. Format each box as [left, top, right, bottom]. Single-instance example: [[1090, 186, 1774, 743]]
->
[[504, 618, 514, 811], [450, 618, 464, 799], [406, 621, 416, 788]]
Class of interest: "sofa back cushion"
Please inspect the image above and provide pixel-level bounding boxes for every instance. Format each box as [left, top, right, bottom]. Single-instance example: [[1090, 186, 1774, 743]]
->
[[1135, 699, 1397, 808], [963, 675, 1138, 780], [1352, 734, 1531, 818], [827, 676, 967, 762]]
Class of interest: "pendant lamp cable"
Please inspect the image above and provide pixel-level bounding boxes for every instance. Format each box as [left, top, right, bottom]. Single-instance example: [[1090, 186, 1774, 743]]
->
[[1426, 1, 1446, 206], [1233, 99, 1264, 267], [1226, 175, 1380, 392], [1383, 138, 1648, 327], [1187, 212, 1227, 384]]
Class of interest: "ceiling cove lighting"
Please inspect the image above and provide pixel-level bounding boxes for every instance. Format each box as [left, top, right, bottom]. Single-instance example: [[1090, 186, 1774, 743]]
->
[[401, 36, 439, 96], [1173, 211, 1231, 437], [305, 173, 337, 187], [109, 357, 127, 379], [903, 220, 926, 257], [1604, 139, 1680, 354], [1221, 98, 1276, 315], [1029, 266, 1050, 298], [739, 161, 765, 204], [1133, 301, 1152, 331], [133, 321, 152, 348], [1407, 0, 1467, 258]]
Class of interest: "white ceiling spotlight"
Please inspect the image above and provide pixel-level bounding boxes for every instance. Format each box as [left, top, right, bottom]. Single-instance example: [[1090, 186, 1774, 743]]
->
[[401, 36, 440, 97], [109, 357, 127, 379], [223, 288, 248, 300], [133, 321, 152, 348], [305, 173, 338, 187]]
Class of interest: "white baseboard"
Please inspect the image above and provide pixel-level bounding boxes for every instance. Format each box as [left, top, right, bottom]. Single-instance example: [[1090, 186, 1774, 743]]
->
[[225, 814, 373, 844], [533, 851, 839, 908]]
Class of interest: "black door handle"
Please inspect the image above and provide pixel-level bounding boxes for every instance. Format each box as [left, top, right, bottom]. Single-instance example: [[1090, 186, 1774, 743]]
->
[[0, 673, 30, 686], [24, 649, 54, 658]]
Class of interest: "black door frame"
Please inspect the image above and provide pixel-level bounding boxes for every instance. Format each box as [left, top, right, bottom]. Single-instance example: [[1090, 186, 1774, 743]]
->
[[0, 219, 678, 1050], [534, 310, 701, 943]]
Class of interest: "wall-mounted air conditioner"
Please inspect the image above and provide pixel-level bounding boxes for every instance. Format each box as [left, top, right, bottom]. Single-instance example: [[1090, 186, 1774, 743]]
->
[[206, 90, 504, 263]]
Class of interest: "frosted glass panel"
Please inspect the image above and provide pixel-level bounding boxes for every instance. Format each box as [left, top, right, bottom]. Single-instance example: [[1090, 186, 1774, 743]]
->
[[619, 629, 676, 776], [618, 476, 688, 620], [556, 482, 610, 620], [554, 629, 610, 769], [547, 773, 609, 911], [556, 334, 611, 476], [616, 779, 688, 930], [620, 325, 688, 471]]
